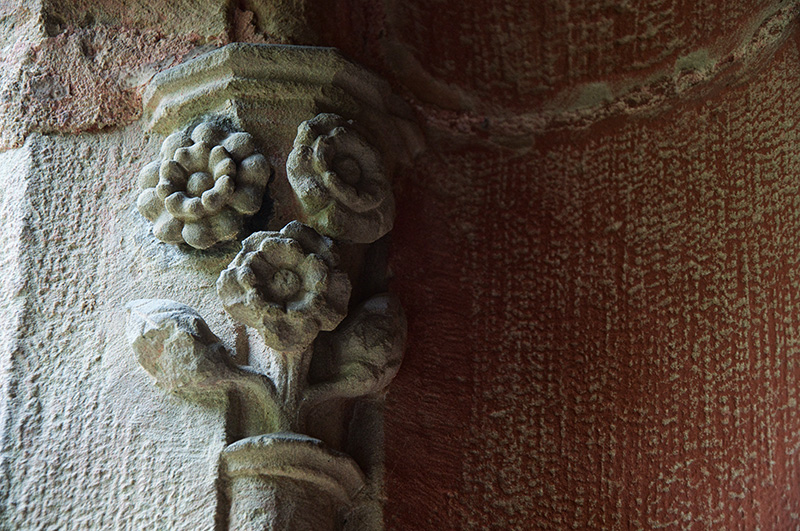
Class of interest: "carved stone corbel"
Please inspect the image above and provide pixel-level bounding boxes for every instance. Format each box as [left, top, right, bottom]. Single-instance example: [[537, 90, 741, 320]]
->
[[126, 43, 421, 530]]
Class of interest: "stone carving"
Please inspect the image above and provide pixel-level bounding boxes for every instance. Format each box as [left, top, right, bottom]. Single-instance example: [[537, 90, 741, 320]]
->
[[127, 226, 406, 530], [126, 299, 286, 434], [287, 114, 395, 243], [136, 121, 271, 249], [129, 43, 422, 530], [217, 221, 351, 352], [305, 294, 406, 406], [222, 433, 366, 531]]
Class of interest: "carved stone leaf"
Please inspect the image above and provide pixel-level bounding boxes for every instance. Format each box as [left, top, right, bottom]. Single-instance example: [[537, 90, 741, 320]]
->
[[308, 293, 406, 402], [126, 299, 229, 395]]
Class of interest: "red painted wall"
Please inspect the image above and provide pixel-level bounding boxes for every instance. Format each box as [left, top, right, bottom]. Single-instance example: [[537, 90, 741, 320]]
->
[[354, 2, 800, 529]]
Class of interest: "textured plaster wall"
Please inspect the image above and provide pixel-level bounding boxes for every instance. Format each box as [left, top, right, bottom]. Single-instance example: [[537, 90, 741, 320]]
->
[[381, 2, 800, 530], [2, 0, 800, 530]]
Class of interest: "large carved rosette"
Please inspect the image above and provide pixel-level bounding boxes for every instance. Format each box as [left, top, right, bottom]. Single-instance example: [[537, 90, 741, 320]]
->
[[216, 221, 352, 351], [286, 113, 394, 244], [136, 121, 271, 249]]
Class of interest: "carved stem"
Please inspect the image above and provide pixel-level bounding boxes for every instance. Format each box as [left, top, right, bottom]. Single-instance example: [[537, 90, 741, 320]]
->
[[273, 346, 314, 431], [221, 366, 288, 436]]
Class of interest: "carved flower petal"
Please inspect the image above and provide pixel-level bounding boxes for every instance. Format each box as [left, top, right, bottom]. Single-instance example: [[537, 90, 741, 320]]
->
[[160, 130, 192, 160], [138, 161, 161, 190], [201, 175, 235, 213], [210, 209, 243, 242], [287, 175, 331, 214], [279, 221, 337, 265], [136, 188, 164, 221], [152, 214, 184, 244], [186, 172, 215, 197], [238, 153, 270, 186], [293, 113, 347, 148], [315, 196, 395, 244], [174, 142, 211, 174], [293, 121, 317, 149], [234, 265, 258, 291], [209, 145, 231, 171], [191, 122, 225, 145], [299, 254, 328, 294], [182, 220, 216, 250], [160, 159, 188, 183], [222, 132, 256, 162], [165, 192, 205, 221], [257, 238, 304, 269], [213, 157, 237, 180], [216, 268, 250, 306], [239, 230, 277, 257], [325, 271, 352, 319], [230, 186, 263, 215]]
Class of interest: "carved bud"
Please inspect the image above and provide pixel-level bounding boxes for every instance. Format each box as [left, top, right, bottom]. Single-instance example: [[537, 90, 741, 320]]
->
[[216, 221, 352, 351], [286, 114, 394, 244], [308, 293, 406, 401], [136, 121, 271, 249], [126, 299, 229, 395]]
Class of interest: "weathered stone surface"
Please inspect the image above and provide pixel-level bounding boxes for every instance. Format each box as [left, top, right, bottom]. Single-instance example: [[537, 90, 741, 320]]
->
[[136, 121, 271, 249], [217, 221, 351, 352], [0, 131, 238, 531], [287, 113, 394, 243], [0, 23, 212, 150]]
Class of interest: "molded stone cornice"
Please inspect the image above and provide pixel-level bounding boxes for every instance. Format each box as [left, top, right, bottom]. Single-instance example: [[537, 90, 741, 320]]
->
[[142, 43, 423, 166]]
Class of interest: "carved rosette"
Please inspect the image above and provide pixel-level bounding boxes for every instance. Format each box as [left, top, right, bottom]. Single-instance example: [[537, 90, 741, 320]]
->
[[216, 221, 351, 352], [136, 121, 271, 249], [287, 114, 394, 244], [128, 43, 423, 531]]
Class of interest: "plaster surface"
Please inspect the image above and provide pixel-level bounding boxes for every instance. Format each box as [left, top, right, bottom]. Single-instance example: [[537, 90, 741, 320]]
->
[[385, 16, 800, 531], [3, 1, 800, 530]]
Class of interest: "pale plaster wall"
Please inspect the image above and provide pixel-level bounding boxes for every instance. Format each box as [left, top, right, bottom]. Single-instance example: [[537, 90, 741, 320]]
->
[[0, 131, 242, 529]]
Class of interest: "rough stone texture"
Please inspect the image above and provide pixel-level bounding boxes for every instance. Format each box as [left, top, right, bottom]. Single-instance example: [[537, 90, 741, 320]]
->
[[0, 130, 243, 530], [0, 25, 215, 150], [4, 0, 800, 530], [385, 14, 800, 531]]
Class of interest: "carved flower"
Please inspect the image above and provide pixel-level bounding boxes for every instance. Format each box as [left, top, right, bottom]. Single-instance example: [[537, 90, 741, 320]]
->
[[216, 221, 351, 351], [136, 121, 271, 249], [286, 113, 394, 244]]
